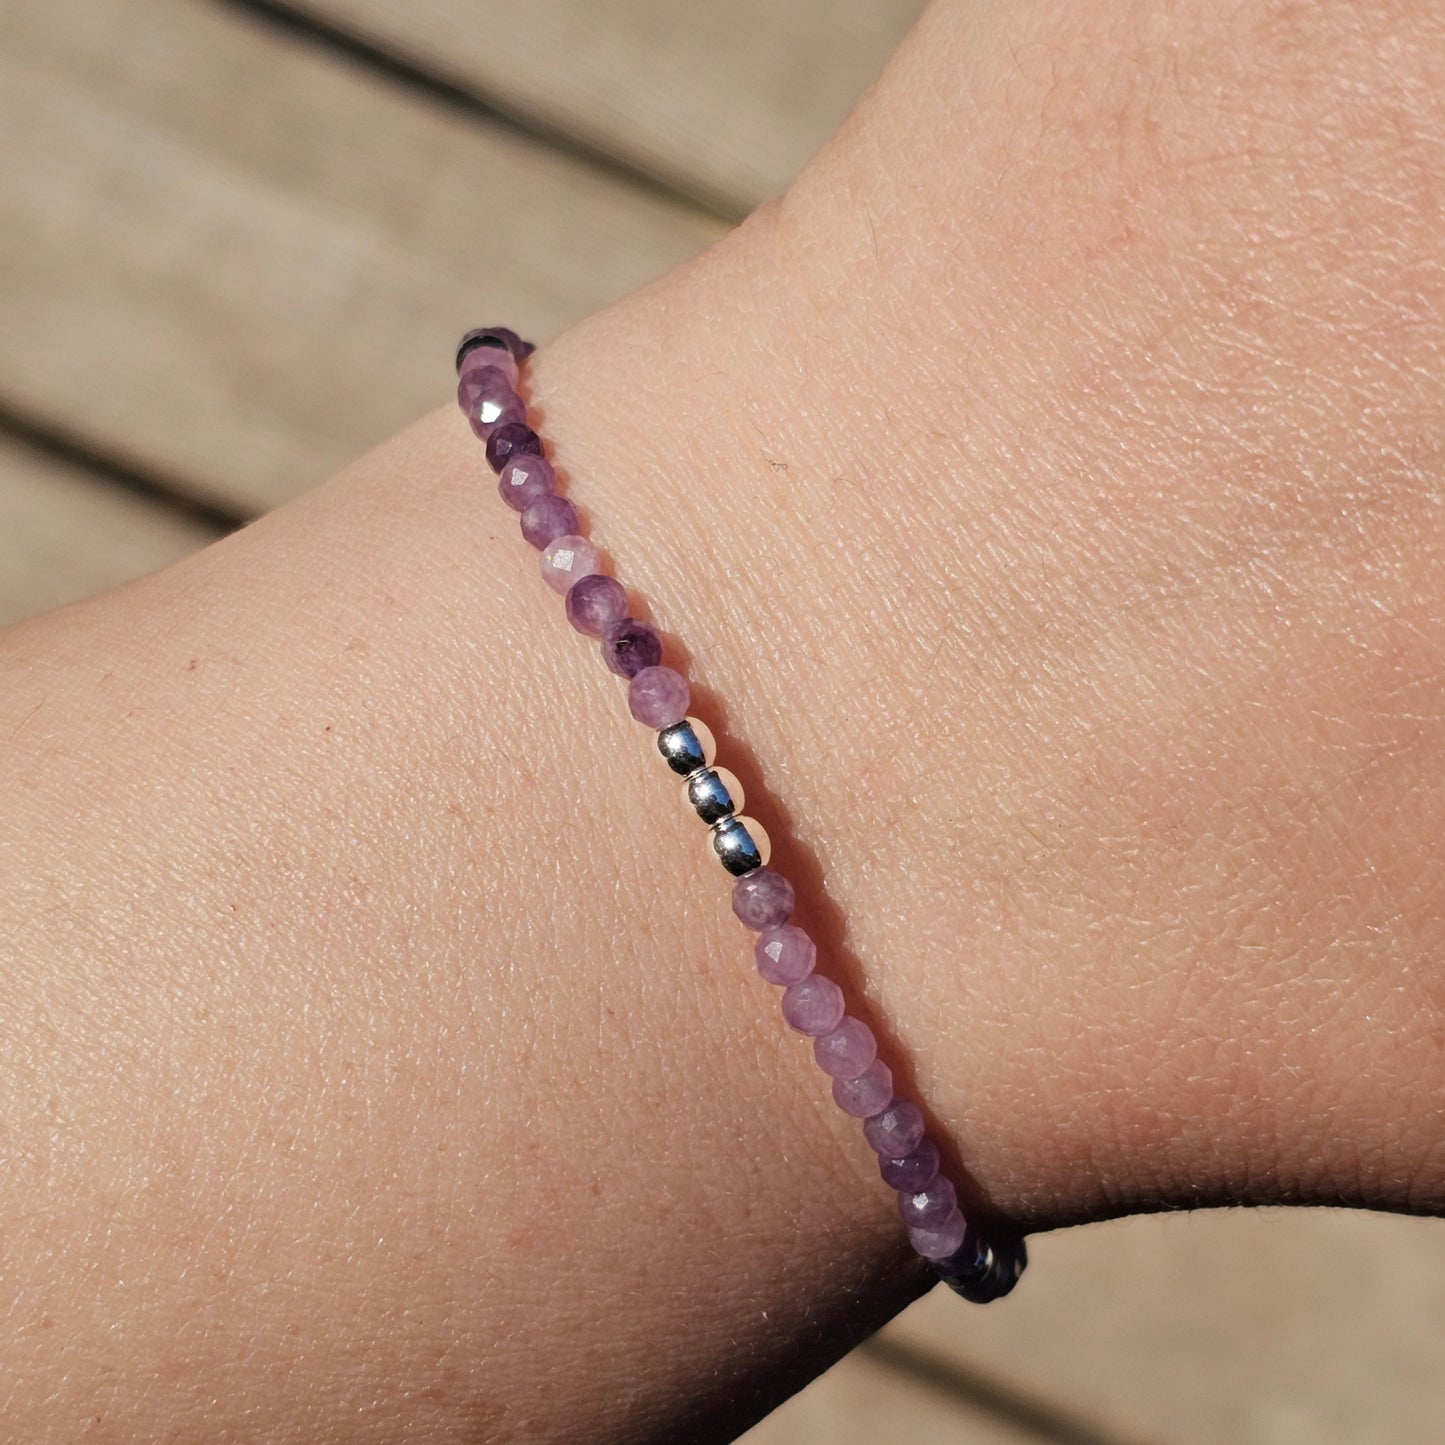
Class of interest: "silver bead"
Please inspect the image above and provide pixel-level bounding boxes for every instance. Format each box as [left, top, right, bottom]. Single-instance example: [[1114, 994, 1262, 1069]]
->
[[657, 715, 716, 777], [712, 814, 771, 875], [682, 767, 743, 826]]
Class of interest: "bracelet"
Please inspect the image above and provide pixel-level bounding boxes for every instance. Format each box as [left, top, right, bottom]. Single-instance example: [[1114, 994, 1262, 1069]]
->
[[455, 327, 1027, 1303]]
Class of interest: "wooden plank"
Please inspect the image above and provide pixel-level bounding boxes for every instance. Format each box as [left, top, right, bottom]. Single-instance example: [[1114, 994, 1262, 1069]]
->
[[286, 0, 927, 215], [0, 0, 722, 516], [739, 1343, 1042, 1445], [883, 1208, 1445, 1445], [0, 436, 218, 625]]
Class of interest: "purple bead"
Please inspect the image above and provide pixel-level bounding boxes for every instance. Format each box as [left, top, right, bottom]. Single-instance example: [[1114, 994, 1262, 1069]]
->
[[456, 327, 532, 368], [812, 1017, 877, 1079], [781, 975, 845, 1036], [540, 535, 600, 594], [897, 1175, 958, 1230], [601, 618, 662, 679], [521, 494, 579, 549], [486, 422, 542, 473], [863, 1098, 926, 1157], [909, 1208, 969, 1261], [466, 385, 525, 439], [628, 666, 690, 728], [879, 1137, 941, 1193], [459, 344, 519, 388], [831, 1060, 894, 1118], [754, 924, 815, 985], [731, 868, 795, 930], [565, 574, 627, 637], [498, 454, 555, 511]]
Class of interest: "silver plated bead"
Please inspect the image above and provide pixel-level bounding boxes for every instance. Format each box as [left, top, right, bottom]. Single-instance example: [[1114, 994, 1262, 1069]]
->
[[683, 767, 743, 826], [712, 815, 771, 875], [657, 715, 716, 777]]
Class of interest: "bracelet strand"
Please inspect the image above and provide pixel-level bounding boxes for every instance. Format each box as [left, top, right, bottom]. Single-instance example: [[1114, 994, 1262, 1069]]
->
[[456, 326, 1026, 1303]]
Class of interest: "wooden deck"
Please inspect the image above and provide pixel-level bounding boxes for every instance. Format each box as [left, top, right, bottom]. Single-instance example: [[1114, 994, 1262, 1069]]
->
[[3, 2, 1441, 1438]]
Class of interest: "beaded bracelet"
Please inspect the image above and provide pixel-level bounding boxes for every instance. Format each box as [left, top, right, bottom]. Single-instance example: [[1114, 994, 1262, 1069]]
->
[[456, 326, 1026, 1303]]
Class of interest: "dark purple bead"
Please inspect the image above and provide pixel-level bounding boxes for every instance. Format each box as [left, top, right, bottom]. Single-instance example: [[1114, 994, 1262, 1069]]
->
[[863, 1098, 926, 1157], [601, 618, 662, 678], [879, 1137, 941, 1193], [485, 422, 542, 474], [731, 867, 795, 930], [565, 574, 628, 637], [456, 326, 533, 369], [520, 494, 579, 549], [498, 453, 555, 511]]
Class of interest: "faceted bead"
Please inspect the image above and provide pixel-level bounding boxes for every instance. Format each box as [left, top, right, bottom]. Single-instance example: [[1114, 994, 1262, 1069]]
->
[[730, 867, 794, 930], [812, 1016, 877, 1079], [629, 666, 690, 728], [682, 767, 742, 825], [601, 618, 662, 678], [466, 385, 525, 439], [540, 535, 600, 594], [459, 343, 519, 388], [832, 1060, 894, 1118], [863, 1098, 926, 1157], [521, 495, 579, 550], [755, 924, 815, 986], [657, 716, 715, 775], [486, 422, 543, 473], [498, 453, 555, 511], [909, 1208, 969, 1261], [897, 1175, 958, 1230], [781, 975, 845, 1036], [565, 574, 627, 637], [878, 1137, 941, 1193], [456, 327, 532, 368]]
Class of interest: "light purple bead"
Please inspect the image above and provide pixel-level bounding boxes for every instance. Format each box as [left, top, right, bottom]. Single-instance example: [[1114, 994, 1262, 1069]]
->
[[897, 1175, 958, 1230], [456, 327, 532, 367], [459, 344, 519, 387], [498, 453, 555, 511], [601, 618, 663, 679], [781, 975, 845, 1037], [863, 1098, 926, 1157], [909, 1209, 969, 1261], [628, 666, 690, 728], [486, 422, 542, 473], [812, 1016, 878, 1079], [565, 574, 627, 637], [731, 868, 794, 931], [879, 1137, 941, 1193], [754, 924, 815, 985], [521, 494, 579, 549], [831, 1059, 894, 1118], [466, 384, 525, 439], [540, 535, 600, 594]]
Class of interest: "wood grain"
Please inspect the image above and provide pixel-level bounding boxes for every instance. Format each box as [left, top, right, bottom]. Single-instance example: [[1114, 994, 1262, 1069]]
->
[[0, 0, 722, 516], [287, 0, 927, 216]]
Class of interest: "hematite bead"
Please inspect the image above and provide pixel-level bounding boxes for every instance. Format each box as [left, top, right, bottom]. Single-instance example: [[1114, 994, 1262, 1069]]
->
[[684, 767, 741, 825], [657, 716, 715, 776], [714, 815, 770, 876]]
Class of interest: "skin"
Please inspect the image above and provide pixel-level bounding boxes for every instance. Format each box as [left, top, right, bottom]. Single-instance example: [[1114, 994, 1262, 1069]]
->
[[1, 0, 1443, 1438]]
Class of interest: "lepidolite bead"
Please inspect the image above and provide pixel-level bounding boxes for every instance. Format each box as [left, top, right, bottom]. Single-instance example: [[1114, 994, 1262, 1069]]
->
[[456, 326, 532, 367], [731, 867, 794, 930], [486, 421, 543, 473], [629, 665, 690, 728], [831, 1059, 894, 1118], [781, 974, 845, 1036], [755, 923, 815, 985], [466, 385, 525, 439], [909, 1208, 969, 1261], [498, 453, 555, 511], [863, 1099, 926, 1157], [813, 1016, 878, 1078], [565, 573, 627, 636], [540, 535, 600, 593], [897, 1175, 958, 1230], [879, 1137, 941, 1193], [521, 494, 579, 549], [459, 343, 519, 388], [601, 618, 662, 678]]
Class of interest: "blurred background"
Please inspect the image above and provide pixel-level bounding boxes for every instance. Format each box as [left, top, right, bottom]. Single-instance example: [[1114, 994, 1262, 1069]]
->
[[2, 1, 1442, 1439]]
